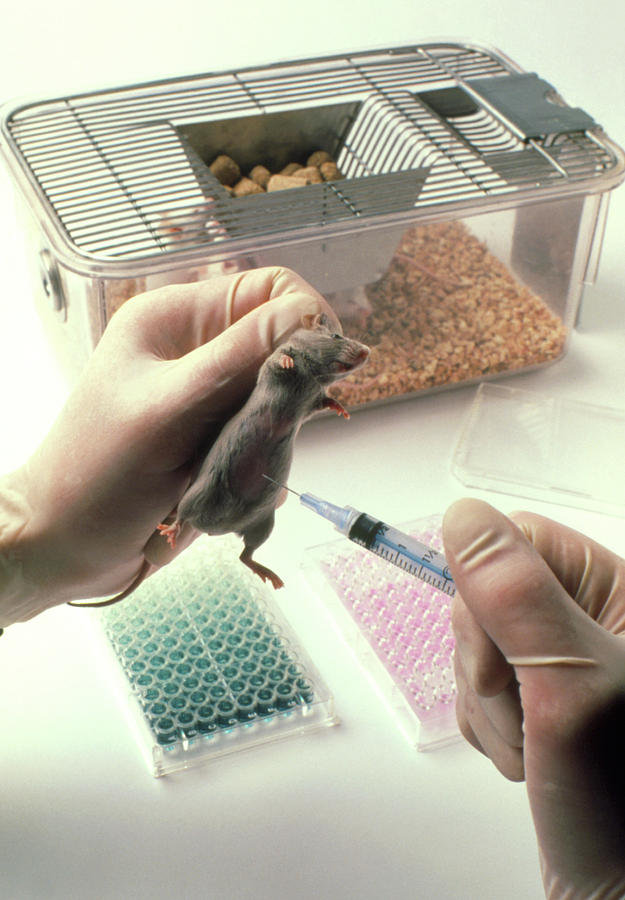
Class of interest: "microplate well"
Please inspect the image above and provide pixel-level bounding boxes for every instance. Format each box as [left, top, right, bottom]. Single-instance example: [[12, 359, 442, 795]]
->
[[302, 516, 459, 751], [91, 536, 337, 777]]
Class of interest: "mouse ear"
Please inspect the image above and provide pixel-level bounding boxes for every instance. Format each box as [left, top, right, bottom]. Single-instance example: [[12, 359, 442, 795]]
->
[[300, 312, 322, 329]]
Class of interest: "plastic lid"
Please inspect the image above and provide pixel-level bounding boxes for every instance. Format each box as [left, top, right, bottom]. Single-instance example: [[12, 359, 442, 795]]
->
[[452, 382, 625, 515]]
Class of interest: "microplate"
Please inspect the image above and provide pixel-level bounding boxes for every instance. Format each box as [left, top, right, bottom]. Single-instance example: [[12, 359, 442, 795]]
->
[[91, 536, 337, 777], [301, 516, 459, 751]]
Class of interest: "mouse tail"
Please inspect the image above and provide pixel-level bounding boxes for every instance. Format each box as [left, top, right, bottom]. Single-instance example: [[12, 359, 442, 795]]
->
[[67, 558, 153, 609]]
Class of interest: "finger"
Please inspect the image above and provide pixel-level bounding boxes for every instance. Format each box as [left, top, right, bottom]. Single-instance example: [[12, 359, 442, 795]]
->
[[510, 510, 625, 633], [453, 654, 488, 755], [480, 680, 524, 748], [442, 498, 602, 664], [165, 287, 339, 416], [89, 267, 339, 461], [444, 499, 625, 881], [452, 592, 513, 697], [453, 590, 525, 760], [454, 650, 525, 780], [449, 523, 526, 766], [109, 266, 335, 357]]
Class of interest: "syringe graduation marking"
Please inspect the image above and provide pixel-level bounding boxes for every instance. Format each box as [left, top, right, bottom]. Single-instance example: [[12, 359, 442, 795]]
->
[[262, 475, 456, 597], [353, 521, 455, 597]]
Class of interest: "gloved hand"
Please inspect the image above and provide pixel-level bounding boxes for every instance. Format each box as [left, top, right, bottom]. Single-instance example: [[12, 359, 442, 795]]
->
[[0, 267, 338, 625], [443, 498, 625, 899]]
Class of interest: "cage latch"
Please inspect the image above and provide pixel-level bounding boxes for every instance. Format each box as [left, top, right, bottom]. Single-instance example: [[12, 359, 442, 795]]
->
[[39, 248, 67, 320], [466, 73, 596, 141]]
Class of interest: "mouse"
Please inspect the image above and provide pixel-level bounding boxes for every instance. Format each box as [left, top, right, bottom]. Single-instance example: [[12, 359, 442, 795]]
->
[[157, 312, 370, 589], [325, 285, 373, 332]]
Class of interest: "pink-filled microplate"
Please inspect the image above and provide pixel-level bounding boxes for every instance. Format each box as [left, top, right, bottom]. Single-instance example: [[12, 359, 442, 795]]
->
[[302, 515, 459, 750]]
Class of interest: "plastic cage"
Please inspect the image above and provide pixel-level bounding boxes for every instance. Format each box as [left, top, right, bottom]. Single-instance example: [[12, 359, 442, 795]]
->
[[1, 42, 624, 399]]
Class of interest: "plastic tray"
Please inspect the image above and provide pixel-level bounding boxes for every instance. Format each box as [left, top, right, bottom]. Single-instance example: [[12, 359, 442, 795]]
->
[[452, 382, 625, 515], [90, 536, 337, 776], [301, 516, 459, 751]]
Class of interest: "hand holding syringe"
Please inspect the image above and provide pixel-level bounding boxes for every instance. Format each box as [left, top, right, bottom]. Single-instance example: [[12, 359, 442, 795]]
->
[[263, 475, 456, 597]]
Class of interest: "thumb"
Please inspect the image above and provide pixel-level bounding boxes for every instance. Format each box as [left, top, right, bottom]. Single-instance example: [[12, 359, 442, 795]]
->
[[442, 497, 606, 667]]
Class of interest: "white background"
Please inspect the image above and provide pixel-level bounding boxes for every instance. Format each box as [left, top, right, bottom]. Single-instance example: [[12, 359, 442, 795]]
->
[[0, 3, 624, 899]]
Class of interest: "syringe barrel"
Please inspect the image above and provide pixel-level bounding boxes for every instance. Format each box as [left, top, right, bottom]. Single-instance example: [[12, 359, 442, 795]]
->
[[347, 513, 456, 597]]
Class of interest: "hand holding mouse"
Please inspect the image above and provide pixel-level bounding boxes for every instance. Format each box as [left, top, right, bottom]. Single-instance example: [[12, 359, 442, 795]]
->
[[443, 498, 625, 899], [0, 267, 339, 626]]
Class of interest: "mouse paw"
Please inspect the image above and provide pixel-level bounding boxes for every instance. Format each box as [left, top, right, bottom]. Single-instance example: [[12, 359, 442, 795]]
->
[[321, 396, 350, 419], [240, 552, 284, 589], [279, 353, 294, 369], [157, 521, 181, 549]]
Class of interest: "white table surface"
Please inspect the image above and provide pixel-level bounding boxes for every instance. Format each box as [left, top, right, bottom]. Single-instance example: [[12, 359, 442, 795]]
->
[[0, 5, 624, 898]]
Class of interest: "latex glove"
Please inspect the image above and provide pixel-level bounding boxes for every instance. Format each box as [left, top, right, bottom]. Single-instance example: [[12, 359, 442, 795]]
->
[[0, 267, 339, 626], [443, 498, 625, 899]]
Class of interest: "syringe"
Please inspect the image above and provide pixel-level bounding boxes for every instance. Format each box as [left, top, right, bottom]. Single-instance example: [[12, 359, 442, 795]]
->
[[263, 476, 456, 597]]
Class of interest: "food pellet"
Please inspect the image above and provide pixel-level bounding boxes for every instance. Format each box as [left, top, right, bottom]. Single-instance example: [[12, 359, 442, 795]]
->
[[209, 154, 241, 187], [319, 160, 342, 181], [294, 165, 324, 184], [280, 162, 303, 176], [232, 176, 264, 197], [267, 173, 309, 191], [249, 164, 271, 188], [206, 150, 343, 199], [307, 150, 333, 167]]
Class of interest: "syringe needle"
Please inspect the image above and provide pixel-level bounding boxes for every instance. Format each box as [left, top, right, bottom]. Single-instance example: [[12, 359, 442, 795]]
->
[[263, 474, 356, 531], [261, 474, 301, 496]]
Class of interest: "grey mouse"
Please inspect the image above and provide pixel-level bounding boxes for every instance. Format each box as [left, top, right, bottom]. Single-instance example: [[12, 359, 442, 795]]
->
[[157, 312, 370, 588]]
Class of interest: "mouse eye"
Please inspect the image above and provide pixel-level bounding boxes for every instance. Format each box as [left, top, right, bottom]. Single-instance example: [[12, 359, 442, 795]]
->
[[332, 333, 342, 340]]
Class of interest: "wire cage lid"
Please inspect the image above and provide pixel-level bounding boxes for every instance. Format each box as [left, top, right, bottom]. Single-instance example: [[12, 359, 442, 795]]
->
[[1, 42, 624, 271]]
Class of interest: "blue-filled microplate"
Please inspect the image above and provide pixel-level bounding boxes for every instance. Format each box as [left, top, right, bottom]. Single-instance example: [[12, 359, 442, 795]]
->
[[91, 536, 337, 776]]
